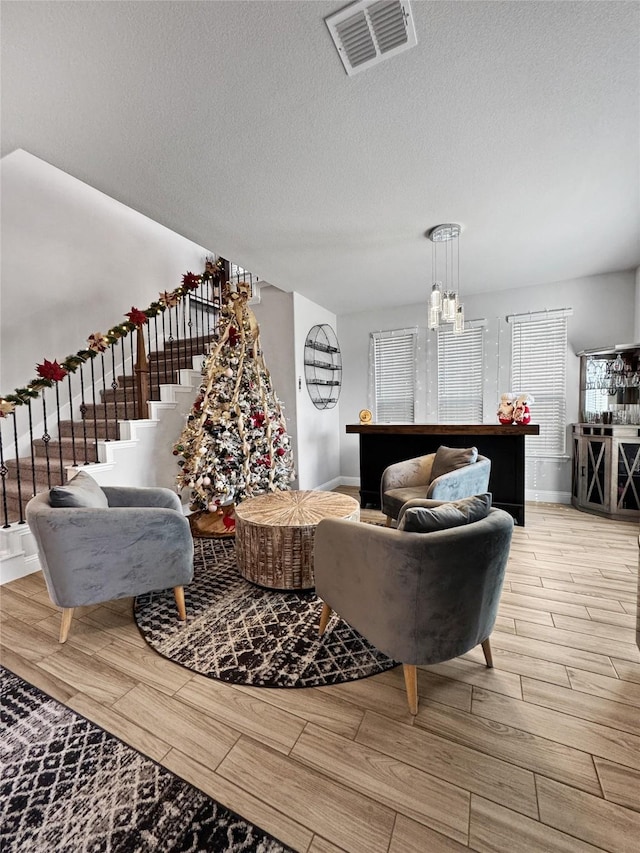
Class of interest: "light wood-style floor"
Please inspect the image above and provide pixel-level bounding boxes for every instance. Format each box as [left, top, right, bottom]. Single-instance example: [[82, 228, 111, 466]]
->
[[1, 497, 639, 853]]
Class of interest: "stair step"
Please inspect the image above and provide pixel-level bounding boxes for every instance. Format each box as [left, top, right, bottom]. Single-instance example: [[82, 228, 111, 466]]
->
[[32, 437, 99, 463], [99, 387, 145, 407], [154, 335, 213, 355], [5, 458, 74, 490], [77, 403, 132, 423], [58, 419, 120, 440]]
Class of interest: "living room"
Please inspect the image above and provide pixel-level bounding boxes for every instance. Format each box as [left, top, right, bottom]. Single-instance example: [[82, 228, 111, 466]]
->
[[1, 2, 639, 852]]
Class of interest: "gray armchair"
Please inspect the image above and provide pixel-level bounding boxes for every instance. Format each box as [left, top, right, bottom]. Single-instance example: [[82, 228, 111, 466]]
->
[[314, 501, 514, 714], [381, 446, 491, 524], [26, 473, 194, 643]]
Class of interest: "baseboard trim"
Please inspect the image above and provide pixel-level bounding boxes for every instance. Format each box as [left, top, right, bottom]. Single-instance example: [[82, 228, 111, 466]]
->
[[338, 476, 360, 487], [315, 476, 343, 492], [525, 489, 571, 505]]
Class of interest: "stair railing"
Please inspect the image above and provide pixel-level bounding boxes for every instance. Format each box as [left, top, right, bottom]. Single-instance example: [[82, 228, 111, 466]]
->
[[0, 258, 240, 528]]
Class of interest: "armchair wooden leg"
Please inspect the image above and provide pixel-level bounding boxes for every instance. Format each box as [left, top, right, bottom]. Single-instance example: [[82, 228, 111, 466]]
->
[[59, 608, 74, 643], [481, 638, 493, 668], [385, 516, 393, 527], [403, 664, 418, 715], [173, 586, 187, 621], [319, 602, 332, 636]]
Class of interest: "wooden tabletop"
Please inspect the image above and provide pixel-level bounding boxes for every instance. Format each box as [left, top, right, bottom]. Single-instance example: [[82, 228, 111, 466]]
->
[[235, 490, 360, 527]]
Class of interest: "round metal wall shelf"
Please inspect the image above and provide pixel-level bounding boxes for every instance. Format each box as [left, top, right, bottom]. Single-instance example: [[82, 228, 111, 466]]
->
[[304, 324, 342, 410]]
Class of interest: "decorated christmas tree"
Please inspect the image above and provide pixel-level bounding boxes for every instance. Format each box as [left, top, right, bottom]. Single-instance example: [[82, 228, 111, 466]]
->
[[174, 273, 295, 534]]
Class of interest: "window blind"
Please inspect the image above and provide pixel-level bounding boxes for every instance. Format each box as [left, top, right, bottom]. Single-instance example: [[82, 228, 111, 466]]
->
[[437, 326, 484, 423], [370, 329, 417, 422], [511, 314, 568, 456]]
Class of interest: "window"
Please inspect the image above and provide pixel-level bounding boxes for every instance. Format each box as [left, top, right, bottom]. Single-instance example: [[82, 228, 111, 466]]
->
[[370, 328, 417, 422], [510, 312, 570, 457], [437, 325, 484, 423]]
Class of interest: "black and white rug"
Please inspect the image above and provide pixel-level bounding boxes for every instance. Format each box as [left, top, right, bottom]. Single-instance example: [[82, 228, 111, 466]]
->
[[134, 538, 396, 688], [0, 667, 293, 853]]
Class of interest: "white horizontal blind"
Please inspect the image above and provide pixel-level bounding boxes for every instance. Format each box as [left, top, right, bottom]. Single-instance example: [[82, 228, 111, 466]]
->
[[511, 315, 568, 456], [437, 326, 484, 423], [371, 329, 417, 422]]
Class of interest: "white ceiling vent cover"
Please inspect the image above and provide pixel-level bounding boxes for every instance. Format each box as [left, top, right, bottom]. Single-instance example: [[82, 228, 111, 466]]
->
[[326, 0, 417, 76]]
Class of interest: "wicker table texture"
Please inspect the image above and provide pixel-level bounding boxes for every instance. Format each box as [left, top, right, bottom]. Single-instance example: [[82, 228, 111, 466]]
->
[[234, 490, 360, 589]]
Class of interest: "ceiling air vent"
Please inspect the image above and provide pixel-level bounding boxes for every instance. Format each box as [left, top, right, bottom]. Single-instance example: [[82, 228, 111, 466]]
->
[[325, 0, 417, 76]]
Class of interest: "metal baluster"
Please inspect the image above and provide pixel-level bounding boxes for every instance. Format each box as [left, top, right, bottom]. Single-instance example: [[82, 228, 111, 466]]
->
[[192, 287, 200, 354], [120, 335, 130, 421], [181, 295, 188, 373], [146, 321, 155, 403], [78, 362, 90, 464], [111, 345, 120, 436], [54, 382, 64, 482], [186, 293, 194, 367], [41, 394, 53, 486], [153, 315, 161, 398], [100, 353, 110, 441], [167, 306, 175, 384], [66, 373, 78, 466], [0, 421, 10, 527], [160, 311, 169, 385], [26, 400, 37, 497], [134, 326, 150, 419]]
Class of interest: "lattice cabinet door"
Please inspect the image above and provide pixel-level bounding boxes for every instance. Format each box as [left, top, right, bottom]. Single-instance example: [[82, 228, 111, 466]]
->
[[578, 436, 612, 513], [614, 439, 640, 517]]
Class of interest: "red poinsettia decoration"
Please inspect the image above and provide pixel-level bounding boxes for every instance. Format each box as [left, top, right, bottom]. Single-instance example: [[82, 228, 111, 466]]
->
[[126, 307, 148, 327], [182, 272, 201, 291], [36, 359, 68, 382], [228, 326, 239, 347], [251, 411, 265, 428]]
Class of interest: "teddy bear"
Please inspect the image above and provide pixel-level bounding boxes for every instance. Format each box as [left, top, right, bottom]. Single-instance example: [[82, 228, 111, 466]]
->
[[497, 393, 515, 424], [512, 393, 534, 424]]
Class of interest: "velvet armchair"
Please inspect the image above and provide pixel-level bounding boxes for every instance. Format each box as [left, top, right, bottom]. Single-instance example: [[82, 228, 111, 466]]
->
[[314, 499, 514, 714], [26, 472, 194, 643], [381, 445, 491, 525]]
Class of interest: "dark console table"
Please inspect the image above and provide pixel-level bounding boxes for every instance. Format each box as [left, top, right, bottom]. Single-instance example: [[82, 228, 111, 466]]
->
[[346, 423, 540, 526]]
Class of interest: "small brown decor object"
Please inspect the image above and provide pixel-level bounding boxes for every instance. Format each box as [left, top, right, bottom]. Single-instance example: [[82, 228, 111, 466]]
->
[[359, 408, 373, 424], [189, 504, 236, 538], [235, 490, 360, 589]]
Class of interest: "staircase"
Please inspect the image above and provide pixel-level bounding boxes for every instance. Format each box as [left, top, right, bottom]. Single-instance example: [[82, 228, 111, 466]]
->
[[1, 335, 212, 528]]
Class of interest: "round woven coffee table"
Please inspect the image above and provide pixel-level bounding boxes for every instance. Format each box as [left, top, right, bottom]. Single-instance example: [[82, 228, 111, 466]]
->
[[234, 490, 360, 590]]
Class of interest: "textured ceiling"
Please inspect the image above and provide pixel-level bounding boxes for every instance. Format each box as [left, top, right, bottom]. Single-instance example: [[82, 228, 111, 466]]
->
[[2, 1, 638, 314]]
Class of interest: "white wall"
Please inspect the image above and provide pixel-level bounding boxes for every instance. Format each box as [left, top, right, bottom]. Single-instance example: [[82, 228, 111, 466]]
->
[[293, 293, 341, 490], [339, 270, 635, 499], [635, 266, 640, 341], [252, 286, 299, 488], [1, 150, 211, 396]]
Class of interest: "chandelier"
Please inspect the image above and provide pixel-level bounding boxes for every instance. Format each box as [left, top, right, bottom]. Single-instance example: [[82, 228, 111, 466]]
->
[[427, 223, 464, 335]]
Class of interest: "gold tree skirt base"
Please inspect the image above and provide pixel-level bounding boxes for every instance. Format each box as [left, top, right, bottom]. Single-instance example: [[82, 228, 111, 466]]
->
[[188, 507, 236, 539]]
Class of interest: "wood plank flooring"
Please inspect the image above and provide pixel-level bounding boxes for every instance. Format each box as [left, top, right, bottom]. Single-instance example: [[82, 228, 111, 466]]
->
[[1, 498, 638, 852]]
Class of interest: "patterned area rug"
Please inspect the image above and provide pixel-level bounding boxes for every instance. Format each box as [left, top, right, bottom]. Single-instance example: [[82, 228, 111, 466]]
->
[[134, 537, 397, 688], [0, 667, 292, 853]]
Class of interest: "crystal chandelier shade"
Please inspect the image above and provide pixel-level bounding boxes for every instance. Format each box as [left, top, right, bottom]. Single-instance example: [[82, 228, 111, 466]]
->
[[428, 223, 464, 335]]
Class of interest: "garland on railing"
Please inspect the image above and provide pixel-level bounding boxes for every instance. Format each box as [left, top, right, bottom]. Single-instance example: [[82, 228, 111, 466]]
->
[[0, 258, 223, 417]]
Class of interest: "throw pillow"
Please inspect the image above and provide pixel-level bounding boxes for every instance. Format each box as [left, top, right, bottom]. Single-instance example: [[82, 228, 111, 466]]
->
[[398, 493, 492, 533], [49, 471, 109, 509], [429, 445, 478, 482]]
